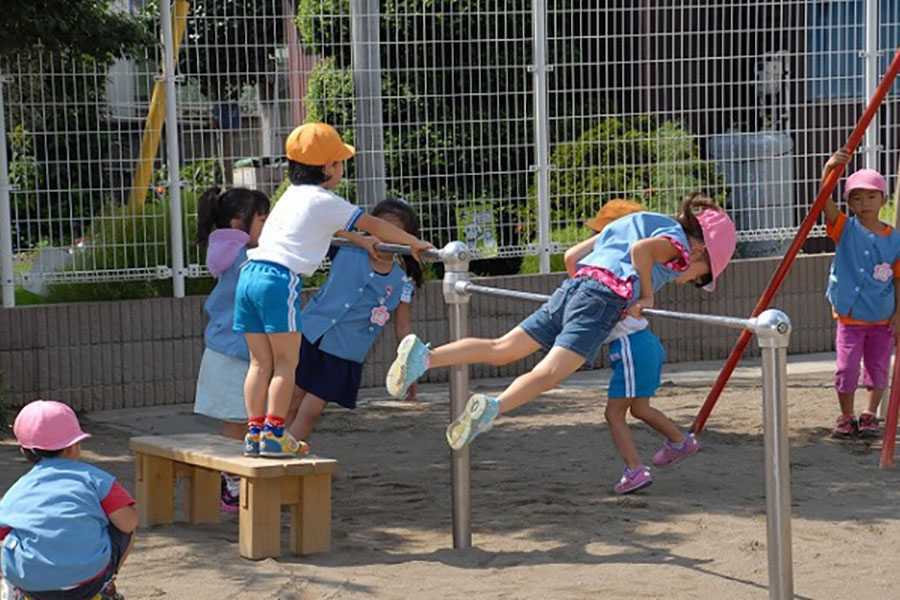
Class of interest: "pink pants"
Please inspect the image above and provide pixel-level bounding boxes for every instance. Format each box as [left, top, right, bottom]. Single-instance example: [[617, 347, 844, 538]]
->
[[834, 322, 893, 394]]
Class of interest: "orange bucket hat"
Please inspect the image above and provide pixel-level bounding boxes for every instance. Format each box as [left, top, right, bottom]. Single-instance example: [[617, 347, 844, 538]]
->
[[584, 199, 645, 232], [285, 122, 355, 166]]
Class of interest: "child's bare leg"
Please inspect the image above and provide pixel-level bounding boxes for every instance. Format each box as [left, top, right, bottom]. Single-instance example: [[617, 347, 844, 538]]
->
[[496, 346, 584, 413], [605, 399, 643, 469], [288, 389, 327, 441], [629, 397, 684, 443], [244, 333, 273, 419], [838, 392, 855, 416], [429, 327, 541, 369], [266, 332, 302, 419], [866, 388, 885, 415]]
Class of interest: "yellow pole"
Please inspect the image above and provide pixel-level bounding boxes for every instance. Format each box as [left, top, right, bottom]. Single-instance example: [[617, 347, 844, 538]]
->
[[127, 0, 190, 212]]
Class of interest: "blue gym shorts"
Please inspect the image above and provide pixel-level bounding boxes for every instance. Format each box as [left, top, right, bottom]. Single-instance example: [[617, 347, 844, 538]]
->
[[233, 260, 302, 334], [608, 328, 666, 399], [519, 276, 627, 364]]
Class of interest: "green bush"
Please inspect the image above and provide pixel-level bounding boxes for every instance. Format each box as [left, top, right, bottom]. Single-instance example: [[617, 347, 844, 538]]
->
[[521, 117, 727, 241]]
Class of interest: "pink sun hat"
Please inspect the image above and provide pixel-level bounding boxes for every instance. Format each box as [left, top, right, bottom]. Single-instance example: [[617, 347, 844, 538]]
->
[[13, 400, 91, 451], [696, 208, 737, 292], [844, 168, 887, 200]]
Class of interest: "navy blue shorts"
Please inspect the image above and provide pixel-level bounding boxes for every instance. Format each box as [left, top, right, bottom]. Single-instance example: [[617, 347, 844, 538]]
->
[[519, 277, 627, 364], [296, 336, 363, 410]]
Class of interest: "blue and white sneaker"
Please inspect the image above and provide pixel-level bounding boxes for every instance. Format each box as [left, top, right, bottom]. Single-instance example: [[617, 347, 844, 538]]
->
[[259, 426, 309, 458], [243, 427, 261, 456], [446, 394, 501, 450], [386, 334, 431, 398]]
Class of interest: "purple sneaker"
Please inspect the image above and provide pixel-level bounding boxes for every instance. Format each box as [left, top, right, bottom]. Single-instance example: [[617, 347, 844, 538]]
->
[[614, 465, 653, 494], [652, 433, 701, 467]]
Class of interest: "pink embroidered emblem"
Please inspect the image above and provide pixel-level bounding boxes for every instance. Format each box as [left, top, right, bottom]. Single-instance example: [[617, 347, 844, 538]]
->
[[873, 262, 892, 282], [370, 305, 390, 326]]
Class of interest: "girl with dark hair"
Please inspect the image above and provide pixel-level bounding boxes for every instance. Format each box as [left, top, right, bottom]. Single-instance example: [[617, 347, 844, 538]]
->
[[285, 199, 425, 444], [194, 186, 269, 511]]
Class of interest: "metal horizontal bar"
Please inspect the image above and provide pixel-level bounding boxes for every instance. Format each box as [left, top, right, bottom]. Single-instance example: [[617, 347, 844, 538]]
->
[[456, 281, 551, 303], [330, 237, 445, 262], [642, 308, 754, 332]]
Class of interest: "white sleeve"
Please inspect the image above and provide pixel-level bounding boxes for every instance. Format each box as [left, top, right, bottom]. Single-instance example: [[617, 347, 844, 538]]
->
[[323, 193, 364, 233]]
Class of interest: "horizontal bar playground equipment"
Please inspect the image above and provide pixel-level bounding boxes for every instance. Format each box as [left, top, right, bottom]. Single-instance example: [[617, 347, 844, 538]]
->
[[338, 238, 795, 600]]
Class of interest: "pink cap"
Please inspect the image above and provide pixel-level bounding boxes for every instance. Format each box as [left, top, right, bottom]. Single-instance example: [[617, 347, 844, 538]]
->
[[696, 209, 737, 292], [13, 400, 91, 451], [844, 169, 887, 200]]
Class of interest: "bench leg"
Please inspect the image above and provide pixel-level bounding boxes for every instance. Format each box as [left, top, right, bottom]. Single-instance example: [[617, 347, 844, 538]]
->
[[290, 473, 331, 555], [135, 453, 175, 527], [239, 477, 282, 559], [189, 466, 221, 525]]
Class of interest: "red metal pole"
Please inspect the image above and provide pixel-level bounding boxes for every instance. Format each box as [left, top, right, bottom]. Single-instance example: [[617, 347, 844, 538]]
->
[[879, 342, 900, 469], [692, 46, 900, 435]]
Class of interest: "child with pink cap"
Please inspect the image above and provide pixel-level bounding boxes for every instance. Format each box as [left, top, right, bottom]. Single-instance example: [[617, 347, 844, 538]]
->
[[0, 401, 137, 600], [821, 150, 900, 438], [386, 192, 737, 456]]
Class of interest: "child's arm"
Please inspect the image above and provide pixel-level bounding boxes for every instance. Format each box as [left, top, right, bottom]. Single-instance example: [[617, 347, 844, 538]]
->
[[564, 233, 601, 277], [393, 301, 417, 401], [108, 505, 139, 534], [354, 214, 433, 263], [334, 230, 383, 261], [821, 149, 850, 226], [628, 237, 682, 316]]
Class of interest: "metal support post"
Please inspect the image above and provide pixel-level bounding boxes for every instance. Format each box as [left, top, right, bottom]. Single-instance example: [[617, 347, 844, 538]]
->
[[0, 75, 14, 308], [531, 0, 552, 274], [441, 241, 473, 549], [350, 0, 386, 206], [864, 0, 879, 172], [755, 309, 794, 600], [160, 0, 186, 297]]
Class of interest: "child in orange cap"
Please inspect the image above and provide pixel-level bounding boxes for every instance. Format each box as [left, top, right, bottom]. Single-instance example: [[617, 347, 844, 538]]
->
[[0, 401, 137, 600], [234, 123, 433, 458]]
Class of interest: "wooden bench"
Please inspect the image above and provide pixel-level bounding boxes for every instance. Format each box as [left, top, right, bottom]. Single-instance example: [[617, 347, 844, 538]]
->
[[129, 433, 338, 560]]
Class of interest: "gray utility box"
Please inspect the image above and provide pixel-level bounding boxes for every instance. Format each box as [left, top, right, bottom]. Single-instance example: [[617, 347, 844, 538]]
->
[[709, 130, 795, 258]]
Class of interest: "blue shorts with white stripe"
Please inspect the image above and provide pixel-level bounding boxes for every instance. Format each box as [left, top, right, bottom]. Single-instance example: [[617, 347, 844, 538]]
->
[[608, 328, 666, 399], [233, 260, 303, 334]]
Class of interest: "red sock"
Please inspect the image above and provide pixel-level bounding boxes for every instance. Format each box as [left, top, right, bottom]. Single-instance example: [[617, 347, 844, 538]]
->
[[248, 416, 264, 432], [264, 415, 285, 428]]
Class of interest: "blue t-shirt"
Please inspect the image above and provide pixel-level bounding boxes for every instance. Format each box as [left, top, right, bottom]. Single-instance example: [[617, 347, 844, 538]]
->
[[301, 247, 415, 363], [576, 211, 691, 301], [204, 245, 250, 361], [0, 459, 117, 591], [826, 214, 900, 322]]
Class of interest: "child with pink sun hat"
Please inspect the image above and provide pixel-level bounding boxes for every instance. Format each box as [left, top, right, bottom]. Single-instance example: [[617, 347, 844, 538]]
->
[[0, 401, 137, 599]]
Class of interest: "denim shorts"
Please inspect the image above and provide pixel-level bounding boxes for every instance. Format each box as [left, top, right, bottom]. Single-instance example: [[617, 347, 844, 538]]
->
[[233, 260, 302, 334], [519, 277, 628, 364]]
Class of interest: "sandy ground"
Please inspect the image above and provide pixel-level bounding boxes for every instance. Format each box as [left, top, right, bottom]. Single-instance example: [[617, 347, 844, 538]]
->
[[3, 357, 900, 600]]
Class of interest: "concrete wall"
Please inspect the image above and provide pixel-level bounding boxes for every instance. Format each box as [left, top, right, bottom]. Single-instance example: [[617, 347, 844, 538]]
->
[[0, 254, 836, 412]]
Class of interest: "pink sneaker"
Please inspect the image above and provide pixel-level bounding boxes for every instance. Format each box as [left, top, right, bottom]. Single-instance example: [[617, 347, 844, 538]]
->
[[832, 414, 857, 438], [857, 412, 880, 438], [614, 465, 653, 494], [652, 433, 701, 467]]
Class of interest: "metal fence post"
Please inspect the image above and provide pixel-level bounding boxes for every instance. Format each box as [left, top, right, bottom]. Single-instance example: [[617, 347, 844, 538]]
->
[[160, 0, 186, 298], [755, 309, 794, 600], [864, 0, 879, 173], [350, 0, 387, 207], [0, 74, 14, 308], [531, 0, 552, 274], [441, 241, 473, 549]]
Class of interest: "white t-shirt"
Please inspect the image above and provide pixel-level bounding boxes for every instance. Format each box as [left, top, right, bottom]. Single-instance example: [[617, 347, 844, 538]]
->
[[248, 185, 363, 275], [603, 315, 649, 344]]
